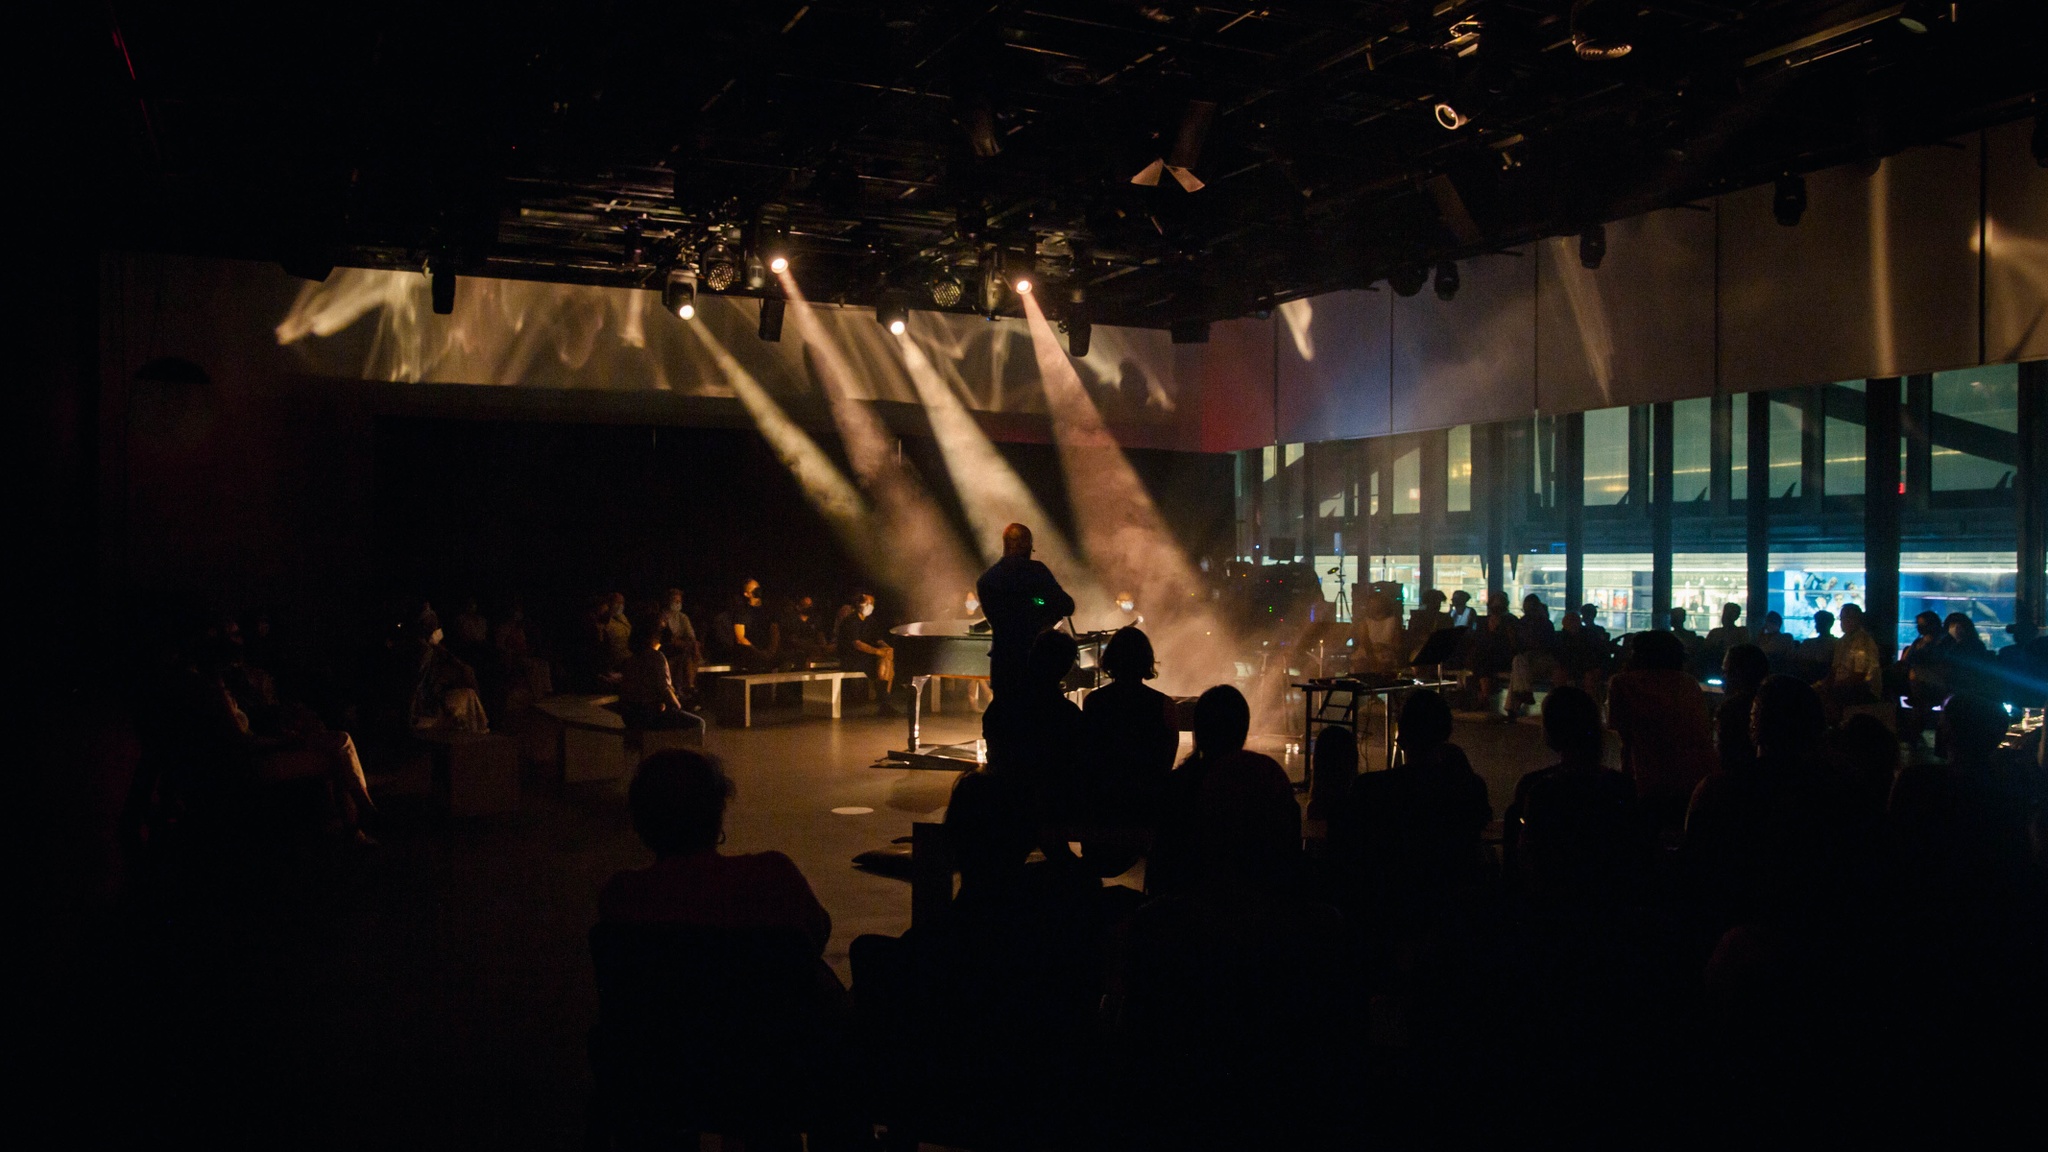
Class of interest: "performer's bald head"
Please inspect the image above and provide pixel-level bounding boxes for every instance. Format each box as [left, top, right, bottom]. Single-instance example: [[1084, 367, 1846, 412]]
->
[[1001, 523, 1034, 558]]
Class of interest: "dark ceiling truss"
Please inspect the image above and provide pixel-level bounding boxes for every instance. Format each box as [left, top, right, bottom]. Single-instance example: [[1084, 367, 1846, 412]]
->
[[91, 0, 2047, 328]]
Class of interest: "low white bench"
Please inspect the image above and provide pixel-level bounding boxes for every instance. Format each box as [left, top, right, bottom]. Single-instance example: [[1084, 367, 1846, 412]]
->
[[715, 670, 868, 728]]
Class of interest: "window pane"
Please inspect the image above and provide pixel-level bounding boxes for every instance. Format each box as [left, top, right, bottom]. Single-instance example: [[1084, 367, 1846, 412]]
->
[[1430, 555, 1487, 614], [1582, 553, 1653, 634], [1584, 407, 1630, 506], [1530, 417, 1557, 508], [1501, 553, 1567, 624], [1932, 364, 2019, 492], [1448, 425, 1472, 512], [1770, 399, 1803, 499], [1768, 552, 1867, 640], [1903, 550, 2018, 654], [1825, 381, 1864, 497], [1673, 553, 1750, 637], [1730, 399, 1748, 500], [1672, 398, 1711, 503], [1392, 446, 1420, 514], [1262, 444, 1277, 481]]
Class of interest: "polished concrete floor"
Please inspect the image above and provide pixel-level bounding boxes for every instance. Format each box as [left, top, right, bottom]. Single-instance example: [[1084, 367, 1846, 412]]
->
[[72, 699, 1549, 1149]]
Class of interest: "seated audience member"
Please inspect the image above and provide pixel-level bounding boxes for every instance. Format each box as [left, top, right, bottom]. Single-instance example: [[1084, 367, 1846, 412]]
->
[[1122, 736, 1349, 1149], [1716, 644, 1771, 777], [602, 592, 633, 669], [1828, 713, 1900, 837], [186, 663, 379, 844], [1669, 606, 1703, 664], [1890, 694, 2035, 892], [1409, 588, 1449, 639], [1578, 603, 1612, 646], [1147, 684, 1290, 898], [1606, 630, 1715, 830], [1754, 610, 1797, 673], [600, 751, 830, 951], [1939, 611, 1992, 701], [1558, 609, 1612, 693], [453, 597, 490, 657], [850, 771, 1104, 1139], [1330, 689, 1491, 917], [1682, 676, 1850, 934], [1816, 602, 1884, 714], [981, 630, 1085, 845], [1353, 590, 1407, 675], [778, 595, 828, 669], [1080, 626, 1178, 826], [1790, 610, 1838, 682], [835, 592, 895, 714], [1462, 593, 1521, 715], [728, 579, 777, 673], [1504, 594, 1559, 719], [409, 618, 489, 732], [1504, 686, 1644, 893], [1305, 723, 1358, 830], [1701, 603, 1751, 673], [657, 589, 700, 694], [617, 627, 691, 729], [1447, 589, 1478, 629]]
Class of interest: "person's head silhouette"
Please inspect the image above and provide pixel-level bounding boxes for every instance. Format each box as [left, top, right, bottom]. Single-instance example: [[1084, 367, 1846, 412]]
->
[[1101, 626, 1157, 682], [1750, 675, 1826, 763], [628, 750, 734, 858], [1396, 689, 1454, 761], [1191, 684, 1251, 760], [1001, 523, 1034, 559], [1023, 629, 1079, 692]]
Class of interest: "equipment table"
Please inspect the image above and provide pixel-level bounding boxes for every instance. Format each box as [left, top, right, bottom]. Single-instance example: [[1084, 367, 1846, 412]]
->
[[1293, 676, 1457, 789]]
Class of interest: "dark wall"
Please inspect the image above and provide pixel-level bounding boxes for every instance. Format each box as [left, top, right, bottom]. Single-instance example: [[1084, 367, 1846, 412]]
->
[[371, 416, 1234, 633]]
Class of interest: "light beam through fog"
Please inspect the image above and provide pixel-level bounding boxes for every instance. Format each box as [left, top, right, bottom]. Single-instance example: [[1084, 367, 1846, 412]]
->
[[777, 273, 978, 619], [894, 331, 1107, 610], [679, 321, 874, 556], [1020, 292, 1236, 695]]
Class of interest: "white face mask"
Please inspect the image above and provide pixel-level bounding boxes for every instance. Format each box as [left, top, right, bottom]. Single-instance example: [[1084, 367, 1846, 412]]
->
[[964, 596, 980, 614], [859, 603, 874, 619], [1118, 599, 1135, 613], [429, 628, 444, 645]]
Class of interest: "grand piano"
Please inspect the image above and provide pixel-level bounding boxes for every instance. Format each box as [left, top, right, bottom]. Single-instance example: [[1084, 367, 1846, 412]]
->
[[881, 619, 1110, 770], [884, 620, 992, 770]]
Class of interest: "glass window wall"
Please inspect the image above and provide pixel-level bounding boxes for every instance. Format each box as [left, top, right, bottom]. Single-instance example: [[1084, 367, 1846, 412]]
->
[[1392, 446, 1421, 515], [1932, 364, 2019, 492], [1770, 398, 1803, 499], [1448, 425, 1472, 512], [1584, 406, 1630, 506], [1673, 398, 1712, 504]]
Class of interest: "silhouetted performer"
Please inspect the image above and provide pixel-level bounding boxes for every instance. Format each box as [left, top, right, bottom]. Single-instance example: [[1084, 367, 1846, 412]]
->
[[975, 523, 1074, 698]]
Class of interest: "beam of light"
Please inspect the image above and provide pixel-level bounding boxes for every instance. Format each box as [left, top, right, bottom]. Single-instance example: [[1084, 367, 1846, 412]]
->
[[679, 320, 875, 559], [893, 326, 1107, 610], [1553, 236, 1617, 405], [1020, 290, 1237, 696], [777, 271, 980, 619]]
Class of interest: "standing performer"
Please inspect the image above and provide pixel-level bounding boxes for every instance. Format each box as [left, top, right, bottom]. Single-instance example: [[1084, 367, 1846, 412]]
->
[[975, 523, 1075, 699]]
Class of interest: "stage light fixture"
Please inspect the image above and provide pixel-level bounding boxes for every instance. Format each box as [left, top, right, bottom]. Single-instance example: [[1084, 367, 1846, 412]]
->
[[1434, 261, 1460, 301], [701, 241, 740, 292], [754, 211, 792, 280], [663, 268, 698, 319], [1387, 266, 1428, 297], [1571, 0, 1635, 59], [1773, 174, 1807, 227], [770, 255, 789, 274], [1013, 276, 1033, 295], [758, 296, 786, 342], [1065, 318, 1092, 357], [1433, 102, 1470, 131], [875, 290, 910, 336], [1579, 223, 1607, 270], [431, 264, 456, 315], [928, 271, 965, 309]]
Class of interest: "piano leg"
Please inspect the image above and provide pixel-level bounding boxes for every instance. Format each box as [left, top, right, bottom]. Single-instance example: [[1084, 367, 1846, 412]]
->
[[907, 674, 929, 750]]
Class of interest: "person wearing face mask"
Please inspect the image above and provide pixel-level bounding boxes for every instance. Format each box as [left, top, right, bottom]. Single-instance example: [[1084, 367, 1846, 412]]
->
[[975, 523, 1076, 700], [729, 578, 778, 673], [409, 617, 489, 733], [837, 592, 896, 714]]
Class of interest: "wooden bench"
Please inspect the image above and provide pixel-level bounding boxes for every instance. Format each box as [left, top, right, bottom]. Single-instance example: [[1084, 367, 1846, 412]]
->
[[714, 670, 868, 728]]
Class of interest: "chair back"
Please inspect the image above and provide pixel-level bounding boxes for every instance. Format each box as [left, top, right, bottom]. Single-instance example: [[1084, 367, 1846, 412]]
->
[[588, 922, 832, 1133]]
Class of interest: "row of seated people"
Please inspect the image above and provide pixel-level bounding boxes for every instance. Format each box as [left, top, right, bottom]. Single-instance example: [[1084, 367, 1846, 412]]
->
[[592, 622, 2047, 1149]]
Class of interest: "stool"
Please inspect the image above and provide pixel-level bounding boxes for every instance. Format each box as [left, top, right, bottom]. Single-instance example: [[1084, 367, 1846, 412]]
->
[[427, 732, 520, 816]]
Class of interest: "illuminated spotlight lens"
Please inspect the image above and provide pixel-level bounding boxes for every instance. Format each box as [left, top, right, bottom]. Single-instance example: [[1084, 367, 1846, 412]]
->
[[929, 277, 964, 308], [677, 303, 696, 320], [1013, 277, 1033, 294], [888, 318, 906, 335], [1434, 102, 1469, 130], [703, 259, 737, 292], [769, 255, 789, 273]]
